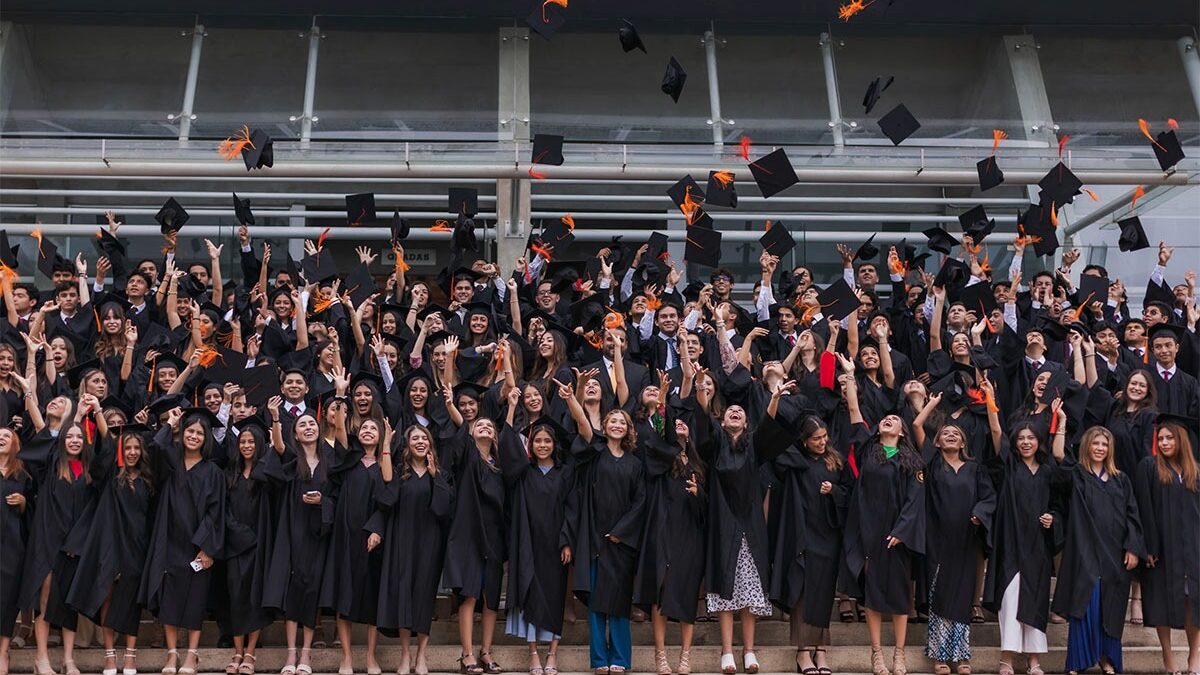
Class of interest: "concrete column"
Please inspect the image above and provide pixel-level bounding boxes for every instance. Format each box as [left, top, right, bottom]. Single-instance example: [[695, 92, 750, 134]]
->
[[0, 22, 13, 130], [1004, 34, 1062, 261], [1178, 37, 1200, 121], [497, 26, 532, 274]]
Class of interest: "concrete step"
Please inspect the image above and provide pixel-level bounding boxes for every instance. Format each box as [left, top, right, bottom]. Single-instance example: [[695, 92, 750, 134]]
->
[[8, 644, 1191, 674]]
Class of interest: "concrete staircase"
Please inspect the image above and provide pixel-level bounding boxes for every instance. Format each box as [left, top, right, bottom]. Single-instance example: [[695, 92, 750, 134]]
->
[[7, 606, 1190, 674]]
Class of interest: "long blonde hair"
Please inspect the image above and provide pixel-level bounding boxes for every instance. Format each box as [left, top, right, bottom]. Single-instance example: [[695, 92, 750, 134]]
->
[[1079, 426, 1120, 477]]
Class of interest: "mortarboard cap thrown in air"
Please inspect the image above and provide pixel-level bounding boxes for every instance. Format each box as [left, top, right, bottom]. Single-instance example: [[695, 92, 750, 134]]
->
[[391, 210, 410, 247], [448, 187, 478, 217], [705, 170, 737, 208], [35, 234, 61, 280], [958, 205, 988, 233], [964, 217, 997, 245], [977, 156, 1005, 192], [747, 148, 800, 199], [816, 279, 862, 322], [661, 56, 687, 103], [1075, 274, 1111, 311], [345, 263, 378, 307], [933, 257, 971, 293], [242, 128, 274, 170], [1019, 204, 1060, 258], [684, 225, 722, 268], [666, 175, 705, 210], [531, 134, 565, 166], [1037, 162, 1083, 208], [155, 197, 189, 234], [877, 103, 921, 145], [956, 281, 999, 318], [922, 227, 959, 255], [345, 193, 378, 226], [862, 75, 893, 115], [1117, 215, 1149, 252], [759, 221, 795, 257], [618, 19, 647, 53], [526, 1, 566, 39], [853, 234, 879, 262], [233, 192, 254, 226], [1146, 124, 1185, 172]]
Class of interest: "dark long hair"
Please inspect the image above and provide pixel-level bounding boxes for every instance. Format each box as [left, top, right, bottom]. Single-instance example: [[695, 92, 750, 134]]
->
[[226, 425, 267, 488], [117, 431, 154, 492], [55, 422, 95, 484], [1114, 369, 1158, 416], [1008, 421, 1050, 465], [179, 412, 216, 460], [290, 412, 327, 482], [670, 424, 706, 484], [867, 418, 923, 472], [798, 415, 844, 472]]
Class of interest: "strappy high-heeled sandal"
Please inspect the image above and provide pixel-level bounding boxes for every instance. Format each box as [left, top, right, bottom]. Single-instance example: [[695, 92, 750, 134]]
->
[[543, 651, 558, 675], [814, 647, 832, 675], [161, 649, 179, 675], [654, 650, 670, 675], [62, 658, 81, 675], [480, 650, 503, 675], [458, 653, 484, 675], [238, 653, 255, 675], [178, 649, 200, 675], [296, 648, 313, 675], [676, 650, 690, 675], [892, 647, 907, 675], [796, 649, 817, 675], [104, 649, 120, 675], [528, 648, 543, 675], [33, 658, 57, 675], [123, 647, 139, 675], [870, 648, 889, 675], [227, 653, 244, 675], [997, 661, 1013, 675], [280, 647, 297, 675]]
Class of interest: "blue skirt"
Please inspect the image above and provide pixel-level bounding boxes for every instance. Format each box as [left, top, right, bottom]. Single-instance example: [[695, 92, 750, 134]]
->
[[1065, 582, 1122, 673]]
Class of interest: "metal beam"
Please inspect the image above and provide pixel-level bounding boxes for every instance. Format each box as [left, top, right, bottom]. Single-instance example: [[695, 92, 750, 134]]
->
[[819, 33, 846, 148], [703, 30, 728, 148], [1179, 36, 1200, 121], [1062, 183, 1186, 238], [498, 25, 532, 267], [297, 23, 321, 144], [174, 24, 205, 144], [3, 159, 1189, 185]]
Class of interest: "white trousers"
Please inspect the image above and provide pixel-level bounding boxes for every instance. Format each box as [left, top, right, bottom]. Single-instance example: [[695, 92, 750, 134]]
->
[[998, 573, 1048, 654]]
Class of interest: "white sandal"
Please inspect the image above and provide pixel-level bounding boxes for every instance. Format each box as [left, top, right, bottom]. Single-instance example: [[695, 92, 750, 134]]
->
[[161, 649, 179, 675], [720, 653, 736, 675], [103, 649, 119, 675], [742, 651, 760, 675], [124, 648, 139, 675]]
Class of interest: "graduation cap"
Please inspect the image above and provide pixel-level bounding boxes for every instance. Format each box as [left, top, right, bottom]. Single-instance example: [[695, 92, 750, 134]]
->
[[618, 19, 647, 53], [1117, 216, 1149, 252], [862, 75, 893, 115], [417, 302, 452, 323], [155, 197, 189, 234], [301, 251, 338, 283], [933, 257, 970, 292], [391, 210, 410, 248], [956, 281, 998, 318], [526, 1, 566, 39], [684, 224, 722, 268], [527, 415, 571, 447], [449, 187, 478, 217], [922, 227, 959, 255], [977, 156, 1005, 192], [0, 231, 18, 269], [345, 193, 377, 226], [100, 396, 135, 420], [1145, 278, 1175, 309], [147, 394, 186, 419], [964, 217, 997, 245], [645, 231, 670, 264], [530, 218, 575, 258], [1019, 204, 1060, 257], [1148, 128, 1185, 172], [877, 103, 921, 145], [747, 148, 800, 199], [345, 263, 378, 307], [531, 134, 565, 166], [569, 294, 607, 333], [453, 214, 479, 253], [1154, 410, 1196, 429], [662, 56, 687, 103], [853, 234, 879, 262], [545, 259, 588, 294], [1149, 321, 1185, 345], [242, 128, 273, 170], [705, 171, 737, 208], [151, 352, 189, 376], [1075, 274, 1110, 311], [1037, 162, 1083, 207], [816, 279, 861, 321], [66, 358, 105, 390], [1038, 367, 1074, 405], [968, 346, 997, 371], [1032, 316, 1068, 343], [35, 234, 61, 280], [958, 205, 988, 233], [232, 192, 254, 226], [759, 221, 795, 257], [453, 381, 490, 403], [666, 175, 705, 211], [181, 407, 223, 430]]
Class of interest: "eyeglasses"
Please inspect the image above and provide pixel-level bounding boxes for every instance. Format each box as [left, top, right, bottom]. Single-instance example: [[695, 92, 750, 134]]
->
[[712, 275, 733, 283]]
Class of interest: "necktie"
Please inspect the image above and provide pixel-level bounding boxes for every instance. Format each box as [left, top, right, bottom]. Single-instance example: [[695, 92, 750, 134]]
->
[[786, 334, 796, 347], [290, 406, 301, 418], [666, 337, 678, 370], [608, 365, 616, 390], [1163, 370, 1172, 382]]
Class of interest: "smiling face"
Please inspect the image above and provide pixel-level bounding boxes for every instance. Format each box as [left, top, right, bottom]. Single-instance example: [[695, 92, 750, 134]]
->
[[468, 313, 489, 336], [858, 345, 880, 370], [273, 293, 294, 321], [122, 435, 144, 469], [182, 421, 207, 453], [522, 384, 544, 413], [878, 414, 904, 437], [357, 419, 381, 447], [63, 425, 85, 456], [282, 372, 308, 402], [582, 377, 602, 402], [937, 425, 965, 452], [407, 427, 432, 463], [1032, 371, 1051, 399], [453, 278, 475, 304], [722, 405, 747, 433], [457, 394, 479, 422], [203, 387, 223, 413], [530, 428, 556, 462], [470, 417, 495, 443], [102, 310, 124, 335], [1087, 431, 1111, 466], [294, 415, 319, 444], [1124, 371, 1149, 403], [1156, 426, 1179, 459], [804, 425, 828, 455], [353, 383, 375, 415], [656, 305, 680, 335], [950, 332, 970, 357], [407, 379, 428, 410], [0, 428, 16, 458], [603, 410, 629, 440], [238, 429, 258, 461], [538, 331, 556, 358], [1015, 427, 1039, 459]]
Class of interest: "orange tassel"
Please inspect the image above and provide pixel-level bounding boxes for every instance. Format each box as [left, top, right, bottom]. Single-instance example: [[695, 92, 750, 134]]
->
[[1131, 185, 1145, 211], [117, 433, 124, 469], [1083, 188, 1099, 201], [1058, 134, 1069, 158], [147, 355, 157, 393], [645, 296, 663, 311], [30, 228, 45, 259], [1049, 409, 1059, 435], [528, 167, 547, 180], [93, 307, 102, 333], [530, 242, 553, 262], [430, 220, 453, 233], [991, 129, 1008, 155], [317, 227, 331, 250], [712, 170, 735, 188], [837, 0, 876, 21], [889, 256, 907, 276], [680, 185, 702, 225], [967, 388, 988, 406], [84, 417, 94, 445], [493, 346, 505, 373], [604, 307, 626, 330], [1167, 118, 1179, 131], [541, 0, 566, 23], [738, 135, 752, 161], [196, 346, 220, 368], [984, 389, 1000, 413], [218, 125, 255, 160], [1069, 293, 1094, 322], [1016, 225, 1042, 247], [1049, 202, 1059, 228], [561, 214, 575, 231], [1138, 118, 1168, 152], [585, 332, 604, 349], [980, 251, 992, 276]]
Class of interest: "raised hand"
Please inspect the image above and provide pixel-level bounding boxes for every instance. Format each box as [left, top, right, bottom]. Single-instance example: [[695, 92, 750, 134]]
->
[[74, 253, 87, 276], [355, 246, 378, 266], [238, 224, 251, 247], [204, 239, 224, 260], [1158, 241, 1174, 266]]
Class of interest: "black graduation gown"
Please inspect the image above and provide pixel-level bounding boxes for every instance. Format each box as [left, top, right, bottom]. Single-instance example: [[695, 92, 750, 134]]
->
[[1106, 406, 1157, 477], [1133, 455, 1200, 629], [17, 430, 99, 630], [139, 426, 226, 630], [260, 439, 358, 627], [688, 403, 787, 602], [64, 439, 153, 636], [1050, 461, 1145, 639], [440, 431, 507, 610], [982, 445, 1064, 632], [376, 469, 453, 636], [498, 426, 574, 635], [841, 424, 926, 615], [921, 447, 996, 623], [632, 424, 707, 623], [0, 466, 34, 636], [569, 434, 646, 618], [767, 446, 852, 628], [220, 457, 281, 635], [319, 457, 389, 625]]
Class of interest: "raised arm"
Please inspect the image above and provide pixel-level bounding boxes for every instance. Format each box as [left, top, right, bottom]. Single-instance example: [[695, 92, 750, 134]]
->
[[206, 239, 224, 306], [929, 284, 946, 352], [506, 277, 522, 336], [120, 322, 138, 382], [266, 396, 286, 454], [838, 353, 864, 426], [556, 378, 593, 443], [1050, 398, 1067, 462], [912, 391, 943, 448], [1081, 333, 1099, 389], [292, 288, 309, 351], [612, 328, 629, 407], [978, 376, 1003, 451], [75, 254, 91, 307], [873, 323, 896, 389], [11, 373, 44, 432]]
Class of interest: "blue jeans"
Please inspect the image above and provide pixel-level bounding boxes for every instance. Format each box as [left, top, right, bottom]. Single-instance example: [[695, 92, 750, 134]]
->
[[588, 560, 631, 669]]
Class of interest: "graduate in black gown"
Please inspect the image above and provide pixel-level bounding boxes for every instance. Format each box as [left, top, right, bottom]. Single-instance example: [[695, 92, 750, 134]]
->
[[376, 424, 452, 675], [16, 391, 95, 675], [562, 380, 646, 675], [1052, 425, 1145, 675], [633, 398, 707, 675], [64, 422, 152, 675], [499, 391, 576, 675], [982, 419, 1065, 675], [221, 415, 282, 675], [767, 415, 852, 675], [1105, 370, 1158, 478], [261, 389, 356, 675], [322, 414, 393, 675], [440, 416, 507, 675], [0, 426, 34, 675], [1133, 417, 1200, 675], [912, 395, 996, 675], [141, 406, 226, 675], [839, 359, 925, 675]]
